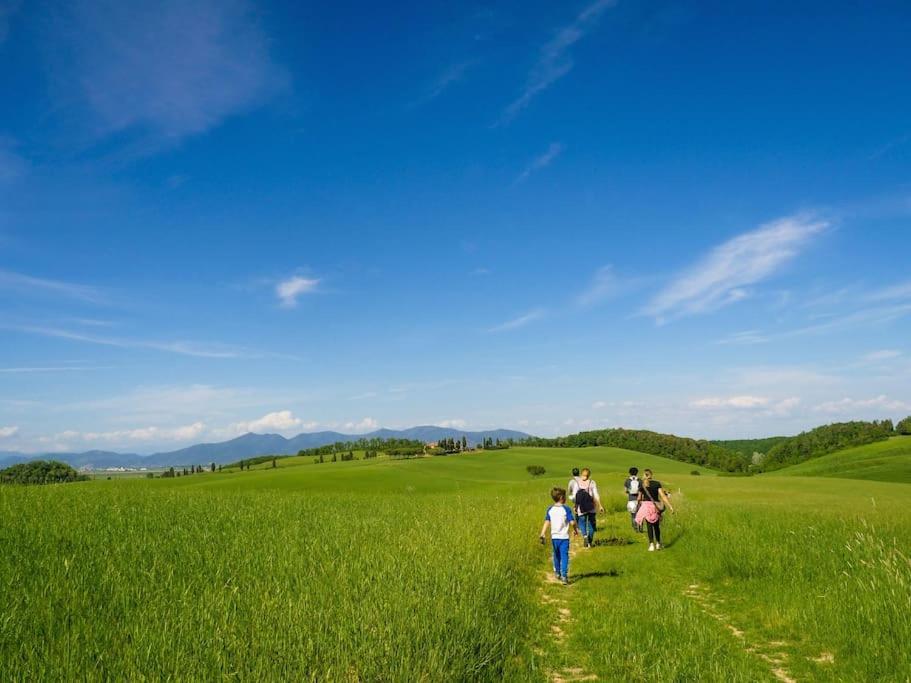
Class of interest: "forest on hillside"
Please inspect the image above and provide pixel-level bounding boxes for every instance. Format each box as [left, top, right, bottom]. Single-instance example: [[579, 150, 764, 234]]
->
[[759, 420, 898, 471], [519, 429, 750, 472]]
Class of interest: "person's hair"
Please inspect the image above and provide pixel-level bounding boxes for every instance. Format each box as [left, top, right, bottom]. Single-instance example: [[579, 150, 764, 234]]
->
[[581, 467, 591, 476], [629, 467, 639, 476], [571, 468, 580, 477], [643, 468, 653, 480], [550, 487, 566, 503]]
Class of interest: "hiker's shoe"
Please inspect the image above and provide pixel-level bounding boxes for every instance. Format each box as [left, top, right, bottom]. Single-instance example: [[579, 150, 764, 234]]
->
[[648, 543, 655, 552], [655, 543, 662, 550], [561, 576, 569, 585]]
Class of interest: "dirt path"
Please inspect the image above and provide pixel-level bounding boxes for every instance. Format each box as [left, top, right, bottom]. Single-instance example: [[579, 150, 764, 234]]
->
[[539, 540, 599, 682], [683, 582, 797, 683]]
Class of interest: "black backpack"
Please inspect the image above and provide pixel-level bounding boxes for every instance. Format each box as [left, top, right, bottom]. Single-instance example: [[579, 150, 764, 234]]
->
[[575, 482, 596, 514]]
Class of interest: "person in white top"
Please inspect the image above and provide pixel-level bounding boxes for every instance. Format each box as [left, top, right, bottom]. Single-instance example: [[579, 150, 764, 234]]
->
[[567, 468, 581, 502], [539, 487, 578, 585], [573, 468, 604, 548]]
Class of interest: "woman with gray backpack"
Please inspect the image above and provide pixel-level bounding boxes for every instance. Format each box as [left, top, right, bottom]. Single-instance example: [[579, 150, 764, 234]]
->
[[573, 468, 604, 548]]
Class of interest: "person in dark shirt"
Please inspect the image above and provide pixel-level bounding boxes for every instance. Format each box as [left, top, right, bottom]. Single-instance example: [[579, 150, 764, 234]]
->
[[635, 468, 675, 551]]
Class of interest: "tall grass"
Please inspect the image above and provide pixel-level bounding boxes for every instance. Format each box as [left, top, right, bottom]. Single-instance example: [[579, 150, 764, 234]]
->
[[0, 485, 544, 681]]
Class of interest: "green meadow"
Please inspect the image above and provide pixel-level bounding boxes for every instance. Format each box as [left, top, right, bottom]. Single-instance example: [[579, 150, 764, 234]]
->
[[770, 435, 911, 483], [2, 446, 909, 682]]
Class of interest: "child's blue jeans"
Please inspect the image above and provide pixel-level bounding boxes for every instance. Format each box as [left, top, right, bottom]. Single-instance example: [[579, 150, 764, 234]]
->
[[551, 538, 569, 578]]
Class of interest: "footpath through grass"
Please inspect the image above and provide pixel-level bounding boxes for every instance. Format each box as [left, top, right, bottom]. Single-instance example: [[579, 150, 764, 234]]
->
[[1, 446, 909, 681]]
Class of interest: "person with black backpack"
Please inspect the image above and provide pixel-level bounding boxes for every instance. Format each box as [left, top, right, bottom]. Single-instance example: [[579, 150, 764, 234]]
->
[[624, 467, 642, 532], [573, 468, 604, 548]]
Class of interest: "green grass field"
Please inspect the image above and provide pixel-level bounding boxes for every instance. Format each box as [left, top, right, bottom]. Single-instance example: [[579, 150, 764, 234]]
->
[[770, 435, 911, 483], [2, 446, 909, 681]]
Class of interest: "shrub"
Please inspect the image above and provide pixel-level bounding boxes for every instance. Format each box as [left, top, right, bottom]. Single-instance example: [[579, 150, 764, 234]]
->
[[690, 470, 701, 476], [0, 460, 88, 485], [526, 465, 546, 477]]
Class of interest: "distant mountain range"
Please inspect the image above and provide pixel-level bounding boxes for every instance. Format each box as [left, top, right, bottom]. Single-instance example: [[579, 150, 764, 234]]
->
[[0, 427, 531, 469]]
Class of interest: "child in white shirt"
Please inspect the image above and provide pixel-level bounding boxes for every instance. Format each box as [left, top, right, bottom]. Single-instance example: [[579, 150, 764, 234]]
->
[[539, 487, 579, 585]]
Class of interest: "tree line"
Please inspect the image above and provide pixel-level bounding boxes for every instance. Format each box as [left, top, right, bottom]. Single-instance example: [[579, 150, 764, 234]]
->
[[518, 428, 750, 472]]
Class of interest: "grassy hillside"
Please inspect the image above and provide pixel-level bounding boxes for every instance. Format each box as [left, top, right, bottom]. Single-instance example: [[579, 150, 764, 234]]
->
[[771, 435, 911, 483], [2, 446, 909, 681]]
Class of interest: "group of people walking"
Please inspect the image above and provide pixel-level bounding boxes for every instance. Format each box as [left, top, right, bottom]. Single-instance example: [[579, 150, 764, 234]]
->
[[538, 465, 675, 584]]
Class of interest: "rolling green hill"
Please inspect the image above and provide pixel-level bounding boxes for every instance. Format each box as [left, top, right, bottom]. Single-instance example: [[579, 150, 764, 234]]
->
[[3, 445, 910, 681], [771, 435, 911, 483]]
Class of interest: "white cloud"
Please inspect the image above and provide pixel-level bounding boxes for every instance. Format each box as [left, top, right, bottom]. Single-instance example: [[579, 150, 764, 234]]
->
[[4, 324, 254, 358], [500, 0, 616, 123], [276, 276, 320, 308], [863, 349, 902, 362], [716, 330, 769, 345], [234, 410, 302, 434], [0, 425, 19, 438], [576, 265, 625, 307], [416, 59, 479, 105], [488, 309, 546, 333], [46, 0, 287, 149], [0, 269, 106, 303], [644, 214, 828, 323], [57, 421, 207, 444], [514, 142, 564, 184], [691, 395, 770, 409], [814, 395, 911, 415], [0, 365, 107, 373], [436, 419, 467, 429], [867, 281, 911, 302], [344, 417, 379, 432], [591, 400, 607, 409]]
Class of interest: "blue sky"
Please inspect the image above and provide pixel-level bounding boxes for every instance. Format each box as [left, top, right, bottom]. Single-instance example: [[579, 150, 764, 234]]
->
[[1, 0, 910, 452]]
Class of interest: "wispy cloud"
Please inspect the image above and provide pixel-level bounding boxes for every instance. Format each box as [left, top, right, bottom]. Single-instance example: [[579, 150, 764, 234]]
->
[[4, 324, 254, 359], [0, 365, 109, 373], [718, 303, 911, 345], [414, 60, 479, 106], [644, 214, 828, 323], [691, 395, 770, 409], [0, 269, 106, 304], [814, 394, 911, 415], [45, 0, 287, 151], [867, 280, 911, 302], [500, 0, 615, 123], [487, 309, 546, 333], [863, 349, 902, 362], [514, 142, 564, 185], [276, 275, 320, 307], [0, 425, 18, 438], [575, 264, 636, 307]]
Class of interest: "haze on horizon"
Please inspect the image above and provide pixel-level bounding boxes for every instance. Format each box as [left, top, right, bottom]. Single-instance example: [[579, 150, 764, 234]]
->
[[1, 0, 910, 454]]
